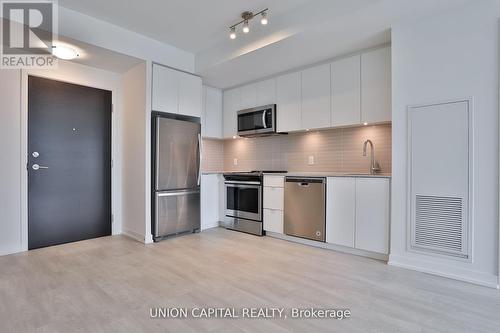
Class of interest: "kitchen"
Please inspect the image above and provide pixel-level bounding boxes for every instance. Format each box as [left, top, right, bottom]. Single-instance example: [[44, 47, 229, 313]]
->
[[191, 45, 391, 260], [0, 1, 499, 332]]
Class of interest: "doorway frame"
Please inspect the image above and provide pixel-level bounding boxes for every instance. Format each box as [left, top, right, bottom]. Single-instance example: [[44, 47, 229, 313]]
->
[[20, 65, 121, 251]]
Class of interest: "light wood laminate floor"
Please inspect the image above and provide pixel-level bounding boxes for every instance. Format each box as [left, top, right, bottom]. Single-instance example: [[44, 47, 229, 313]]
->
[[1, 228, 499, 333]]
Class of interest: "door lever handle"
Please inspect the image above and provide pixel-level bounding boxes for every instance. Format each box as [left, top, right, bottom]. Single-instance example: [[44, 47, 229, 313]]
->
[[32, 164, 49, 170]]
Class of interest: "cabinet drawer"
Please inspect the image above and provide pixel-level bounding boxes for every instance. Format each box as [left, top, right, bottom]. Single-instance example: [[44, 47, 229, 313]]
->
[[264, 209, 283, 234], [264, 176, 284, 188], [263, 187, 284, 210]]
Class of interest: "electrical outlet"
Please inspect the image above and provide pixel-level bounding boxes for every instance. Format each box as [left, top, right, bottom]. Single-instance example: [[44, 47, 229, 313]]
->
[[233, 158, 238, 166], [308, 155, 315, 165]]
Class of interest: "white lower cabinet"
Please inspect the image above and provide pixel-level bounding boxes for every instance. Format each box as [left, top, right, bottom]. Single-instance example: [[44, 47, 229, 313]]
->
[[263, 187, 284, 210], [326, 177, 390, 254], [263, 175, 284, 188], [355, 178, 390, 254], [263, 175, 285, 234], [201, 174, 222, 230], [264, 209, 283, 234], [326, 177, 356, 247]]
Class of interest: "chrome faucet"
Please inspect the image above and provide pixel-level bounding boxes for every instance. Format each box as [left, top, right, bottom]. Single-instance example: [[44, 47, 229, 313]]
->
[[363, 139, 381, 174]]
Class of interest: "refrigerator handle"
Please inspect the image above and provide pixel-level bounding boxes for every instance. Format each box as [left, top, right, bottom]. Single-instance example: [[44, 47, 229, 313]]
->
[[197, 133, 202, 186]]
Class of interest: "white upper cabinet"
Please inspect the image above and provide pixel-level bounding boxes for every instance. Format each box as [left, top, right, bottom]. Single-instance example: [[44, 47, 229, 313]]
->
[[301, 63, 331, 130], [361, 47, 391, 124], [219, 47, 391, 136], [178, 72, 202, 117], [223, 88, 241, 138], [240, 83, 257, 110], [256, 78, 276, 106], [202, 85, 222, 138], [331, 55, 361, 127], [276, 72, 301, 132], [152, 64, 202, 117], [152, 64, 178, 114]]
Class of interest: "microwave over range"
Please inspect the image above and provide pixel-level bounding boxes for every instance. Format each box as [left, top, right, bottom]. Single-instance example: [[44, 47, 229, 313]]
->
[[237, 104, 277, 137]]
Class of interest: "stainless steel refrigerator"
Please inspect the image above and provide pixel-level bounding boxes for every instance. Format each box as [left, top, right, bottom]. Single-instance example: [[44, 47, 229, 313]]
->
[[152, 113, 201, 241]]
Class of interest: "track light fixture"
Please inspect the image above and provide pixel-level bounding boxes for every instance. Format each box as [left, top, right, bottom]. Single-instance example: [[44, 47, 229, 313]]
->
[[229, 27, 236, 39], [260, 11, 268, 25], [242, 20, 250, 33], [228, 8, 269, 40]]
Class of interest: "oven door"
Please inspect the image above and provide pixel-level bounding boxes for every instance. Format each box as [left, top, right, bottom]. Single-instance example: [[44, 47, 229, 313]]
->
[[225, 182, 262, 221], [237, 105, 275, 136]]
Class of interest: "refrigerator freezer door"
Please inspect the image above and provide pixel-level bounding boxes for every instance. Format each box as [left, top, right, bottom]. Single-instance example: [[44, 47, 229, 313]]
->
[[155, 117, 200, 191], [154, 189, 200, 239]]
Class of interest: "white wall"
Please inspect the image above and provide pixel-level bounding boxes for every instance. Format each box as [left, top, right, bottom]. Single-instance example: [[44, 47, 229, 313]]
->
[[121, 62, 151, 242], [59, 7, 194, 73], [390, 0, 499, 287], [0, 70, 22, 255], [0, 61, 123, 255]]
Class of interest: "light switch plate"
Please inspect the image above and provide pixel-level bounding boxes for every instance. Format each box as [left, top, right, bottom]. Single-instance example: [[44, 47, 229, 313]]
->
[[308, 155, 315, 165], [233, 158, 238, 166]]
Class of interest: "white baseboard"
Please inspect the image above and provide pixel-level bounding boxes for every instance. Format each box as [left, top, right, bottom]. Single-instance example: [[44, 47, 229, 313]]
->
[[201, 224, 220, 231], [0, 247, 23, 257], [122, 228, 148, 244], [144, 234, 154, 244], [388, 254, 499, 289], [266, 231, 388, 261]]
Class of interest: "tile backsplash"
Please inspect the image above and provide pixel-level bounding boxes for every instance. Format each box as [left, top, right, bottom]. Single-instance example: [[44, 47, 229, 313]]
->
[[202, 124, 392, 174], [201, 138, 224, 172]]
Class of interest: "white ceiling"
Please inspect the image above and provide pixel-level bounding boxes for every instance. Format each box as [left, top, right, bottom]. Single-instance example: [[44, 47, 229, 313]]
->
[[58, 0, 313, 53], [56, 36, 144, 74], [59, 0, 472, 88]]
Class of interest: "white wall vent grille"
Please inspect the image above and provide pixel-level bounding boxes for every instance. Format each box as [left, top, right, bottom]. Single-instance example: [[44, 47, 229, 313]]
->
[[413, 195, 466, 257], [408, 100, 472, 260]]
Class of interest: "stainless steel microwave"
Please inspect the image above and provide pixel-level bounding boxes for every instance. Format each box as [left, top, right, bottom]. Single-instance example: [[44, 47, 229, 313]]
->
[[237, 104, 276, 137]]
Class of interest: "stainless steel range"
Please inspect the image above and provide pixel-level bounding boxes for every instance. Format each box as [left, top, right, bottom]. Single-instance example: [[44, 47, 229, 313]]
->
[[223, 171, 286, 236]]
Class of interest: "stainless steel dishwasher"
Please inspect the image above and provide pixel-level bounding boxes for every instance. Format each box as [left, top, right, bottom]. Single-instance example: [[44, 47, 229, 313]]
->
[[284, 177, 326, 242]]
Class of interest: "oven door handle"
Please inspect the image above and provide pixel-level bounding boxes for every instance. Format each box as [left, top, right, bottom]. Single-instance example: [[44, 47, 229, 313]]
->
[[225, 181, 261, 186]]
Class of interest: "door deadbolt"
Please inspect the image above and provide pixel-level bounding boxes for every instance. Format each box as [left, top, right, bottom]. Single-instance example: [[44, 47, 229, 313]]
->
[[32, 152, 39, 158]]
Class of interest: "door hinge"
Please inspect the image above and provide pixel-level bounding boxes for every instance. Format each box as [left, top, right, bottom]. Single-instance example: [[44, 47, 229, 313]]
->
[[111, 159, 113, 168], [111, 214, 114, 224]]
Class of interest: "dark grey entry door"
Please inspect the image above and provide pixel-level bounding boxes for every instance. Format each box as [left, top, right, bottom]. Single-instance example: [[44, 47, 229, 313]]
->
[[28, 76, 112, 250]]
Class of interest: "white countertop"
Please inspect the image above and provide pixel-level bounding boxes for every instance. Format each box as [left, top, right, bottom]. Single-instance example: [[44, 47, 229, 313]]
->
[[266, 172, 391, 178], [202, 171, 391, 178]]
